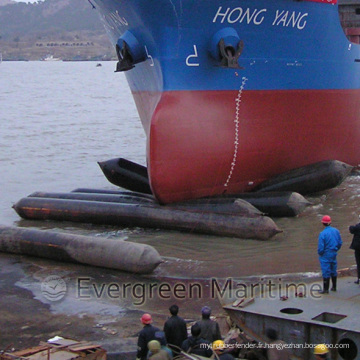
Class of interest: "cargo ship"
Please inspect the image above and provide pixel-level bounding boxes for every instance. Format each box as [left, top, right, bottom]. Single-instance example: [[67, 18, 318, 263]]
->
[[89, 0, 360, 204]]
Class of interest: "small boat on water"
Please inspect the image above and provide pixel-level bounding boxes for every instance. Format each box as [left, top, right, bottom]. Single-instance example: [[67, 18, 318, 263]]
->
[[42, 54, 61, 61], [86, 0, 360, 204]]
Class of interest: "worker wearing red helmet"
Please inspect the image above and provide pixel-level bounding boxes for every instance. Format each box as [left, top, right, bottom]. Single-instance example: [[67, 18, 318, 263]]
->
[[318, 215, 342, 294], [136, 314, 160, 360]]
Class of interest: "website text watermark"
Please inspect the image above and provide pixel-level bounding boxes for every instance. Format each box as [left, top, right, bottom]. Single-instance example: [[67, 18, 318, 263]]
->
[[201, 342, 349, 351]]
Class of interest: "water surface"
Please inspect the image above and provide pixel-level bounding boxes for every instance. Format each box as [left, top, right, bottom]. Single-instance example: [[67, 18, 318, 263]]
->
[[1, 61, 359, 282]]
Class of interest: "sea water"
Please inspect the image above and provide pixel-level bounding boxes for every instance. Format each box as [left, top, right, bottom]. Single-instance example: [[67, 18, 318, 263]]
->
[[0, 60, 359, 280]]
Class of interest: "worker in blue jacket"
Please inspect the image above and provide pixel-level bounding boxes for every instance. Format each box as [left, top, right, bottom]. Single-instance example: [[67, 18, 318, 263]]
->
[[318, 215, 342, 294]]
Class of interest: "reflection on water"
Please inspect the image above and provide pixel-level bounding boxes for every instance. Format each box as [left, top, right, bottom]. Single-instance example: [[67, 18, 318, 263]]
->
[[1, 61, 359, 281]]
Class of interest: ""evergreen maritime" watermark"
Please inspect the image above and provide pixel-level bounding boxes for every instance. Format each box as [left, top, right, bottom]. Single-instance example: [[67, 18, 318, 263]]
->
[[74, 277, 323, 305]]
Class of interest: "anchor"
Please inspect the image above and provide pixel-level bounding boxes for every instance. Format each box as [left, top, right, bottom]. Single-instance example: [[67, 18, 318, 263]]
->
[[218, 39, 244, 69], [115, 41, 135, 72]]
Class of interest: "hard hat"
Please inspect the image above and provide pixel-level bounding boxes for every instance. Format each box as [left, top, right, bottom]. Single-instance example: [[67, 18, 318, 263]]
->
[[212, 340, 225, 351], [141, 313, 152, 324], [314, 344, 329, 355], [321, 215, 331, 224], [148, 340, 161, 352], [201, 306, 211, 315]]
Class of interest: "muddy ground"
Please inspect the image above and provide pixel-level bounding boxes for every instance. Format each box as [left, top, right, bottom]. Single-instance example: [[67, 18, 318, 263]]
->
[[0, 252, 224, 355], [2, 250, 354, 357]]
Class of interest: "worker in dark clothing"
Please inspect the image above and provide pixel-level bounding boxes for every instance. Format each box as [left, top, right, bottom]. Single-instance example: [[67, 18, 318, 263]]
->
[[318, 215, 342, 294], [349, 216, 360, 284], [163, 304, 188, 354], [212, 340, 234, 360], [195, 306, 222, 343], [181, 323, 212, 357], [137, 313, 160, 360]]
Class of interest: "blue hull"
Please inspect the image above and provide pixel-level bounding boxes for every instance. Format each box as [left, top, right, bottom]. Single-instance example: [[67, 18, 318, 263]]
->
[[89, 0, 360, 203], [94, 0, 360, 91]]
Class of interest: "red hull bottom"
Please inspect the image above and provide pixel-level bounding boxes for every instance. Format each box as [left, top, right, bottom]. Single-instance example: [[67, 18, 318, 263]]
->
[[133, 89, 360, 204]]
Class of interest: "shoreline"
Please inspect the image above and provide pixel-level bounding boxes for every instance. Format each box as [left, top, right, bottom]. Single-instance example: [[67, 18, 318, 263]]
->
[[0, 249, 356, 354]]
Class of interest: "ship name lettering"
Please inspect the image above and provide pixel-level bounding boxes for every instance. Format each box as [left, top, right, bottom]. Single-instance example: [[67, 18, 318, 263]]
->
[[213, 7, 266, 25], [272, 10, 308, 29]]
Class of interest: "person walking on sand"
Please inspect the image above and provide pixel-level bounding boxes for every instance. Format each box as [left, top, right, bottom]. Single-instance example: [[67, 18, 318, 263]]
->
[[318, 215, 342, 294], [349, 215, 360, 284]]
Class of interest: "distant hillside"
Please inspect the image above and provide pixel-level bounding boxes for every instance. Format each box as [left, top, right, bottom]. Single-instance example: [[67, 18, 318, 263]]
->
[[0, 0, 13, 6], [0, 0, 115, 60]]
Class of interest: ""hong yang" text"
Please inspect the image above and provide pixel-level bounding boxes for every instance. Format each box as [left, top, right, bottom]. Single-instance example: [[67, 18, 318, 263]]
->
[[213, 7, 308, 30]]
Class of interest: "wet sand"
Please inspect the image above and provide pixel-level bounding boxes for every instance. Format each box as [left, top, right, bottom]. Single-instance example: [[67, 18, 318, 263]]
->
[[0, 252, 223, 354], [2, 61, 360, 357], [0, 244, 358, 357], [2, 176, 360, 354]]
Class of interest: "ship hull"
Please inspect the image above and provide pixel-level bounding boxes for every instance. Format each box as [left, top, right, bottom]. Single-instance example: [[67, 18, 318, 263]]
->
[[141, 89, 360, 203], [92, 0, 360, 203]]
